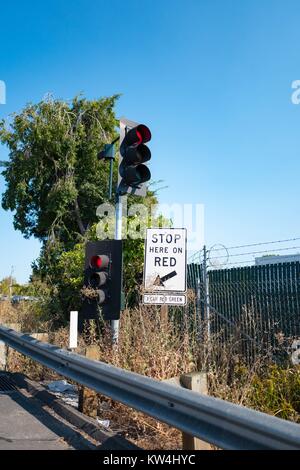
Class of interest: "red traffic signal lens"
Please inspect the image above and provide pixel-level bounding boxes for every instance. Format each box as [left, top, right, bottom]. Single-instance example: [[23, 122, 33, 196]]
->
[[136, 125, 151, 144], [90, 255, 109, 269], [90, 256, 102, 268]]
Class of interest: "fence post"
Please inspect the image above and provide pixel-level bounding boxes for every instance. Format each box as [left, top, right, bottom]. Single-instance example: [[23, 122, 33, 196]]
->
[[196, 277, 202, 338], [160, 304, 168, 330], [203, 245, 211, 341]]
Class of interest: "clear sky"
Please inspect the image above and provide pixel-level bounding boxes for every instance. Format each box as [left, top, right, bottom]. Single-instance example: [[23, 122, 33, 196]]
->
[[1, 0, 300, 283]]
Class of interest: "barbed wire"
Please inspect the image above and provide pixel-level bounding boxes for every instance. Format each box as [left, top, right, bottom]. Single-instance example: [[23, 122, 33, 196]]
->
[[209, 237, 300, 252], [209, 260, 256, 268], [208, 245, 300, 260], [189, 237, 300, 264]]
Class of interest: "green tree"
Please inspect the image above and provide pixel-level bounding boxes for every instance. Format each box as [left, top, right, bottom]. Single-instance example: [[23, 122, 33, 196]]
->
[[0, 95, 119, 246], [0, 276, 16, 296]]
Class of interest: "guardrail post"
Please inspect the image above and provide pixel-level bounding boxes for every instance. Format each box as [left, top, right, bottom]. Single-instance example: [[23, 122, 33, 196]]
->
[[78, 345, 100, 418], [180, 372, 211, 450], [0, 340, 7, 370], [0, 323, 21, 370]]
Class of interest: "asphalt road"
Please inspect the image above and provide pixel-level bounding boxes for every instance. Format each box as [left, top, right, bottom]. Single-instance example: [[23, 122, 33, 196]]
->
[[0, 390, 96, 450]]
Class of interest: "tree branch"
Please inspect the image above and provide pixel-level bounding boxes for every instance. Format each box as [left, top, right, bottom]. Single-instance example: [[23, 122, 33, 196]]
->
[[74, 198, 86, 235]]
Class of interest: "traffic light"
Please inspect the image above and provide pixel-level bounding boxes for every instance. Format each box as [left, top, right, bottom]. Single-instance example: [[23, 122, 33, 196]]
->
[[118, 124, 152, 196], [80, 240, 123, 326]]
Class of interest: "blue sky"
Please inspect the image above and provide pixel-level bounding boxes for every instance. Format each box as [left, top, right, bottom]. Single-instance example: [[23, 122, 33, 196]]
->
[[1, 0, 300, 282]]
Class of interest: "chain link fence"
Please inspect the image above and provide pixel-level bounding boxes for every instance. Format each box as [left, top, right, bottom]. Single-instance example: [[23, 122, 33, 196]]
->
[[187, 261, 300, 359]]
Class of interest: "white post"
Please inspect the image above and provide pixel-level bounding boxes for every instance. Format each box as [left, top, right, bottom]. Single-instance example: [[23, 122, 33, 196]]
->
[[69, 311, 78, 350]]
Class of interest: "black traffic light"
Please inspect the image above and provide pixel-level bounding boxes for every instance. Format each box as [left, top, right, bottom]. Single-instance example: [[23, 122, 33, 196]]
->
[[80, 240, 123, 326], [118, 124, 151, 196]]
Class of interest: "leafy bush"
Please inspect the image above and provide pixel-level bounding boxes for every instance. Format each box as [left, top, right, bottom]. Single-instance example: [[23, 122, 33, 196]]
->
[[250, 365, 300, 420]]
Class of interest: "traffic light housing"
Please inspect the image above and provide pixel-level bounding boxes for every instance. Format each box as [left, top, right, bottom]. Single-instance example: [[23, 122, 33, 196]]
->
[[80, 240, 123, 325], [118, 124, 152, 196]]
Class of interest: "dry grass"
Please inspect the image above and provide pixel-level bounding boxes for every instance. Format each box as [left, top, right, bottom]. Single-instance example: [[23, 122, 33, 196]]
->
[[98, 307, 195, 379], [84, 307, 195, 449], [0, 301, 19, 324], [0, 300, 51, 332]]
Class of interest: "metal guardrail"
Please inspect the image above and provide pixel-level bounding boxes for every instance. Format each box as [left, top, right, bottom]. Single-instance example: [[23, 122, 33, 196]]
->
[[1, 324, 300, 450]]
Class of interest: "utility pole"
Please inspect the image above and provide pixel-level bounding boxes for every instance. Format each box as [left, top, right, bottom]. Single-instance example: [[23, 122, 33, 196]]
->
[[9, 265, 14, 299]]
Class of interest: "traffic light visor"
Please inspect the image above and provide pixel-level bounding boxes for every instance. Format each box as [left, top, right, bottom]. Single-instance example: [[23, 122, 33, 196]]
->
[[136, 164, 151, 183], [122, 125, 151, 147], [136, 125, 151, 144]]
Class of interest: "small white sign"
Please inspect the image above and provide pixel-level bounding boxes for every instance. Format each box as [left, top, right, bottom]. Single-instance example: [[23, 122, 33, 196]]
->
[[144, 228, 187, 293], [143, 293, 187, 306], [69, 311, 78, 349]]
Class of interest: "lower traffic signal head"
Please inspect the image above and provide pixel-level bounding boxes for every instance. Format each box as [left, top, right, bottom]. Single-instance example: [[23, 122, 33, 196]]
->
[[80, 240, 123, 324]]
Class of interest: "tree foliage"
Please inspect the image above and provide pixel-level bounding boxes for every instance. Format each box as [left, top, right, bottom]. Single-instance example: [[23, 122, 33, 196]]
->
[[0, 95, 119, 246], [0, 276, 15, 295]]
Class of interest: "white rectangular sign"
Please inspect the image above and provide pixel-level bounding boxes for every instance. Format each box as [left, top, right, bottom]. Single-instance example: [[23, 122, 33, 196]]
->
[[143, 293, 186, 306], [143, 228, 187, 293]]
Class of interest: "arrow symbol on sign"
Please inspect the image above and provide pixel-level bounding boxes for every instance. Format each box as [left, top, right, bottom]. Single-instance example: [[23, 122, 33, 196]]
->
[[153, 270, 177, 287]]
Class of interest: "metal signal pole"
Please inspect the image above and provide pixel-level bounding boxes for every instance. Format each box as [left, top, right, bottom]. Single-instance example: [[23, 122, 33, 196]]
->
[[111, 192, 122, 345], [111, 120, 127, 345]]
